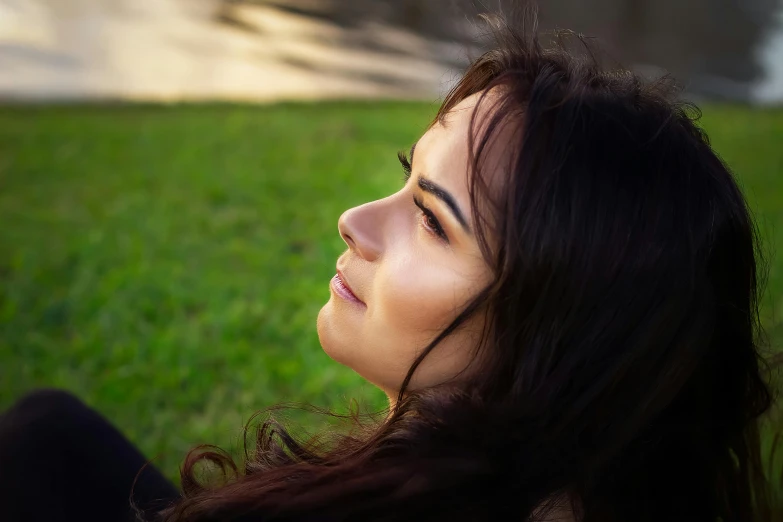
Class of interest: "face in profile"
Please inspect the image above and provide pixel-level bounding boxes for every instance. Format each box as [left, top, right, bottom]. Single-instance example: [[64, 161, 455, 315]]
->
[[316, 92, 503, 399]]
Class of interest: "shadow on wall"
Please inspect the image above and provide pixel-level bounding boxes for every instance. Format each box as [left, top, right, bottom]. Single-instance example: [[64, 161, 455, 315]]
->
[[218, 0, 473, 39], [226, 0, 781, 102], [213, 0, 471, 66], [1, 0, 779, 102]]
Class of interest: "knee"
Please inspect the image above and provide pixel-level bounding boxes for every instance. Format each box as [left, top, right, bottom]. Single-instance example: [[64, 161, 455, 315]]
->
[[0, 389, 94, 486], [5, 388, 89, 428]]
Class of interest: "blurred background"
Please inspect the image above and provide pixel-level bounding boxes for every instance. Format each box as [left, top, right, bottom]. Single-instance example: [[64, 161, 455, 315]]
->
[[2, 0, 783, 102], [1, 0, 782, 483]]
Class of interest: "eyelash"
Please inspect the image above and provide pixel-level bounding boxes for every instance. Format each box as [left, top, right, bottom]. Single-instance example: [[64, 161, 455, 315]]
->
[[398, 150, 448, 243], [397, 150, 412, 183], [414, 196, 448, 242]]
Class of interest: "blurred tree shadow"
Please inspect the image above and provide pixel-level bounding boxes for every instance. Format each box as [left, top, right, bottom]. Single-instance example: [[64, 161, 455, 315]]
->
[[218, 0, 479, 41], [210, 0, 476, 87], [211, 0, 782, 102]]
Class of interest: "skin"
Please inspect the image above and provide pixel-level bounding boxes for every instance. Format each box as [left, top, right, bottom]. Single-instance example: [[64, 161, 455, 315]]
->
[[316, 91, 505, 402]]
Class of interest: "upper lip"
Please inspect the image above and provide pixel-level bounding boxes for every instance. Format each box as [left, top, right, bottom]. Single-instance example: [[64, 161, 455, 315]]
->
[[336, 268, 364, 304]]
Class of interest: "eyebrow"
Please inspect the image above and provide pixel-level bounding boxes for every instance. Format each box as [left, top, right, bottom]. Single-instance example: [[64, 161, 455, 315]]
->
[[410, 140, 472, 234]]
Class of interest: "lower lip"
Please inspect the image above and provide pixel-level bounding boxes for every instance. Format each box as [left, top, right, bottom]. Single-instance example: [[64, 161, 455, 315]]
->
[[331, 274, 364, 305]]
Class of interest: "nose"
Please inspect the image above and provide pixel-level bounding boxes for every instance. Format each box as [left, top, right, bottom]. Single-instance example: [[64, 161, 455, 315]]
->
[[337, 200, 386, 262]]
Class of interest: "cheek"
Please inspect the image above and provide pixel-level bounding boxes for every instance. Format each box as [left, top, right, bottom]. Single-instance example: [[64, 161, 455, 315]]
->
[[373, 253, 471, 341], [356, 250, 487, 389]]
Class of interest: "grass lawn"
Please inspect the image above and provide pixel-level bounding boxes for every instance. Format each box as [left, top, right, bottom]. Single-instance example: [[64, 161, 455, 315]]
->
[[1, 101, 782, 484]]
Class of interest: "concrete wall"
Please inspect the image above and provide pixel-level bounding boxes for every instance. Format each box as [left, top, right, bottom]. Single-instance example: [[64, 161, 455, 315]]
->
[[0, 0, 461, 101], [0, 0, 780, 102]]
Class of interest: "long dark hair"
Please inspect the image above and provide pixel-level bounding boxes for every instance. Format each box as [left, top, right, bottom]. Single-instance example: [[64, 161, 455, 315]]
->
[[156, 6, 777, 522]]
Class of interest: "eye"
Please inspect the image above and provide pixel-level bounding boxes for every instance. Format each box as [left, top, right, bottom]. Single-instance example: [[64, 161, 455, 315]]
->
[[413, 196, 448, 243], [398, 151, 412, 184]]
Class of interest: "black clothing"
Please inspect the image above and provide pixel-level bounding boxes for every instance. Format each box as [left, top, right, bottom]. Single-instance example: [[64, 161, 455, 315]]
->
[[0, 389, 180, 522]]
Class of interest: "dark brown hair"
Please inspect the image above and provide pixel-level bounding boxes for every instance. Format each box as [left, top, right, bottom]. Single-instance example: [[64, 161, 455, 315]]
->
[[153, 5, 777, 522]]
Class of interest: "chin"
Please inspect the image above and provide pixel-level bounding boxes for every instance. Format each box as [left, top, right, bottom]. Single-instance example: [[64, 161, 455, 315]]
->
[[316, 298, 346, 365], [316, 299, 396, 394]]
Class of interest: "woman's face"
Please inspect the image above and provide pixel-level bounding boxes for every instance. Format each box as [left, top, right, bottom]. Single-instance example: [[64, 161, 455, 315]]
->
[[317, 91, 502, 398]]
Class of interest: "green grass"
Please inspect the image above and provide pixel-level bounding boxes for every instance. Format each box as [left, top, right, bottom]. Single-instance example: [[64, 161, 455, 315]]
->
[[0, 102, 782, 485]]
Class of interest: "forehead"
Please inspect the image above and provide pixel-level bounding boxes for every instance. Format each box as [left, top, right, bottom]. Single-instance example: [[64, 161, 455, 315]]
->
[[430, 91, 488, 145], [417, 90, 509, 204], [417, 91, 485, 174]]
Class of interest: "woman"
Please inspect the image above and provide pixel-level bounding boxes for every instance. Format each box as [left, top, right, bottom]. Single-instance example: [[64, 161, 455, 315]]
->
[[1, 7, 777, 522]]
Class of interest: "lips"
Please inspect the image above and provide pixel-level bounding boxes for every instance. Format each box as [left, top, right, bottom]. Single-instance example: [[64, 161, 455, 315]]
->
[[333, 269, 364, 305]]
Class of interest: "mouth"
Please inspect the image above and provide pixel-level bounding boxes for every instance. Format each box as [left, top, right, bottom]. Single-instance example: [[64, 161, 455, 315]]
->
[[331, 270, 365, 305]]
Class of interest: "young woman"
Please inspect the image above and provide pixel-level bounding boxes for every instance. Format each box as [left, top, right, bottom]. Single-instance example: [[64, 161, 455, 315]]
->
[[1, 7, 778, 522]]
